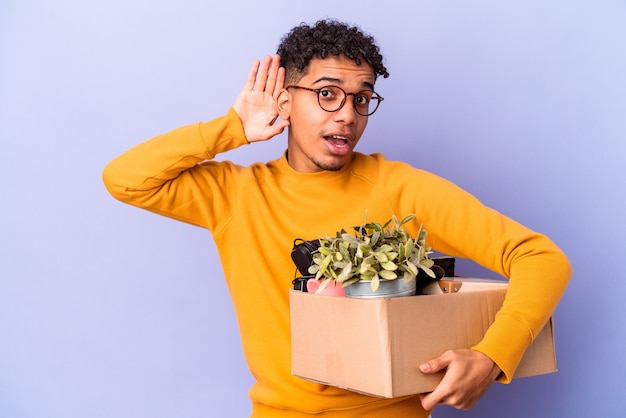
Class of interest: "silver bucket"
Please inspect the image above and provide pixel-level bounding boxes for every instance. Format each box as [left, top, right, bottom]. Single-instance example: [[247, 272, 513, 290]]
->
[[343, 277, 416, 298]]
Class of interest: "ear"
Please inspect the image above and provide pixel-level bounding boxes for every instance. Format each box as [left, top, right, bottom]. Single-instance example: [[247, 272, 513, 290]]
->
[[277, 89, 291, 121]]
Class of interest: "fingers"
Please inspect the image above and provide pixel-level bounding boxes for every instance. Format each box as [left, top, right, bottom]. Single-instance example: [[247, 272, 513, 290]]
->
[[273, 65, 286, 101], [263, 54, 281, 94], [243, 59, 261, 91], [275, 65, 285, 90], [245, 54, 282, 94], [419, 385, 448, 411], [418, 354, 449, 410], [418, 349, 499, 411], [253, 55, 272, 91], [417, 352, 451, 410]]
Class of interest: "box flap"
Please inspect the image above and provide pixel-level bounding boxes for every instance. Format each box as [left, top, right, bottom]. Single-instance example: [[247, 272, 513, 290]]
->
[[513, 317, 556, 378]]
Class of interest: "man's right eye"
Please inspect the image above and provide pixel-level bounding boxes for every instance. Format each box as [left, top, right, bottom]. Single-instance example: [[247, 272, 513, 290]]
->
[[318, 88, 336, 100]]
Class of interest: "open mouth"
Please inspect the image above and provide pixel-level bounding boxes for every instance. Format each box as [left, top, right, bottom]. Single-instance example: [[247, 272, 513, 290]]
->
[[324, 135, 350, 150], [322, 131, 355, 156]]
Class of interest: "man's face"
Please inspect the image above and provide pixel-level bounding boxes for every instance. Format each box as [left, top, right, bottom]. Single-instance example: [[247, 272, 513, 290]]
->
[[278, 56, 376, 173]]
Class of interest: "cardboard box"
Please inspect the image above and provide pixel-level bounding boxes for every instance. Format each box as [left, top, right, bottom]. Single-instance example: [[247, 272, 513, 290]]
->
[[290, 279, 556, 398]]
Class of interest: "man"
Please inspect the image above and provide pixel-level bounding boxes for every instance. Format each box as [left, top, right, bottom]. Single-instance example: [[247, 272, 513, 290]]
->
[[103, 19, 571, 417]]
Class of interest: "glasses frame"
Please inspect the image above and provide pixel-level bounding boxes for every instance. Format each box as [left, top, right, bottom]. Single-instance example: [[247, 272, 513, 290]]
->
[[286, 85, 384, 116]]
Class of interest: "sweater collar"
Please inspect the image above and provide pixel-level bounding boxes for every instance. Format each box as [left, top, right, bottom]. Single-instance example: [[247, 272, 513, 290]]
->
[[270, 150, 356, 186]]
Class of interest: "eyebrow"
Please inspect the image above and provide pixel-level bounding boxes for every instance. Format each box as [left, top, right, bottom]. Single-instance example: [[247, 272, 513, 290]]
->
[[312, 76, 375, 91]]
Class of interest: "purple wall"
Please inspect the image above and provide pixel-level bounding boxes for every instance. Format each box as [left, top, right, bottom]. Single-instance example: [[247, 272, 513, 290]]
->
[[1, 1, 624, 417]]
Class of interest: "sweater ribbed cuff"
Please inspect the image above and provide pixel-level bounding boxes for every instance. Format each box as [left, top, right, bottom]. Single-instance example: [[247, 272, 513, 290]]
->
[[471, 312, 535, 383]]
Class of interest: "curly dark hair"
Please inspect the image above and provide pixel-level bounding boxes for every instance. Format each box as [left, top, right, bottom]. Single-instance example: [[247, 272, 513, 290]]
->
[[277, 19, 389, 84]]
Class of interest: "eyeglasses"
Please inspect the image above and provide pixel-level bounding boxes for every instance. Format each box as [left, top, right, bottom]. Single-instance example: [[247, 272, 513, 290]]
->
[[286, 85, 384, 116]]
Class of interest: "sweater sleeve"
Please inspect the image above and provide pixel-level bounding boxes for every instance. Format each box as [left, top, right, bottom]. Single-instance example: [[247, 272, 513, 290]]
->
[[472, 243, 571, 383], [102, 108, 248, 230], [398, 167, 572, 382]]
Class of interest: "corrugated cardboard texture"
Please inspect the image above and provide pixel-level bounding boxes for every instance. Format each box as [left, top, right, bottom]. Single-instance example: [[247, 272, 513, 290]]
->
[[290, 286, 556, 398]]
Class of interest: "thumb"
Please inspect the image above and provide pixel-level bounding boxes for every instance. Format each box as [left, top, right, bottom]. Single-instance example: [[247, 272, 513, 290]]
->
[[267, 119, 290, 138], [419, 356, 447, 374], [274, 119, 290, 131]]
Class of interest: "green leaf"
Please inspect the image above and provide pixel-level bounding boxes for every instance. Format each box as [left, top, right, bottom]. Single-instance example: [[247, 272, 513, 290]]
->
[[379, 269, 398, 280], [417, 224, 427, 242], [405, 238, 414, 258], [400, 213, 416, 225], [418, 245, 426, 260], [420, 265, 436, 278], [319, 254, 332, 275], [332, 260, 349, 270], [377, 244, 394, 253], [343, 278, 360, 287], [374, 251, 388, 263], [370, 221, 383, 233], [386, 251, 398, 261], [339, 245, 351, 260], [360, 269, 377, 280], [405, 260, 418, 276], [370, 231, 380, 247], [359, 255, 374, 273], [337, 262, 353, 282], [341, 234, 358, 247], [371, 275, 380, 292], [317, 278, 332, 293], [381, 260, 398, 271]]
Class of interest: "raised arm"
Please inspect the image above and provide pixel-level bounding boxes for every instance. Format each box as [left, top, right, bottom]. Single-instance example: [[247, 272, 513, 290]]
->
[[102, 55, 289, 229]]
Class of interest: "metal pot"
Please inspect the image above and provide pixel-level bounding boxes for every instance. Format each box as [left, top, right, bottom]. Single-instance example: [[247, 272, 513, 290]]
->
[[343, 277, 417, 298]]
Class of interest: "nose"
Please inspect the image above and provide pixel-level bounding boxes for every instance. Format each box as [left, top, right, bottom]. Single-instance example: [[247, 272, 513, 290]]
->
[[333, 95, 358, 124]]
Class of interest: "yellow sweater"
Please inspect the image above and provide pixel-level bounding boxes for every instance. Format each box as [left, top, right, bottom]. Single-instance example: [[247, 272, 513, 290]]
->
[[103, 108, 571, 417]]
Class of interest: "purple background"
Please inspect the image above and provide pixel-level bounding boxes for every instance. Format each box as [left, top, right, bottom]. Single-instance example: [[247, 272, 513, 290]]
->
[[1, 1, 625, 417]]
